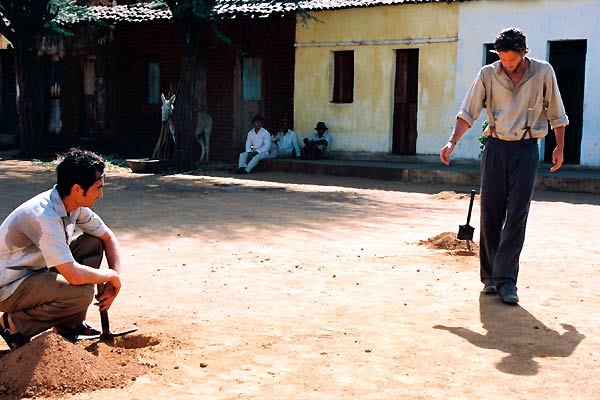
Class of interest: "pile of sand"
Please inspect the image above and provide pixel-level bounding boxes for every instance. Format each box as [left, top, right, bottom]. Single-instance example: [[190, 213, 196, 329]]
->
[[429, 191, 472, 200], [0, 332, 147, 399], [419, 232, 479, 255]]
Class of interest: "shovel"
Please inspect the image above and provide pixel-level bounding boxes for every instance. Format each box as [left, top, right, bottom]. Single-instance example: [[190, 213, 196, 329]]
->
[[457, 190, 476, 242], [75, 283, 138, 341]]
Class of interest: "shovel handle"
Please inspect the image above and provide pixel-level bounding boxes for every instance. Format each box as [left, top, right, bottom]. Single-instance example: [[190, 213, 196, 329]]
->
[[97, 283, 110, 335], [466, 190, 476, 225]]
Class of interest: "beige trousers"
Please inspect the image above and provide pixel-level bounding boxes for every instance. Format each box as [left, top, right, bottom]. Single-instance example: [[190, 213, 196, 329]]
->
[[0, 234, 103, 337]]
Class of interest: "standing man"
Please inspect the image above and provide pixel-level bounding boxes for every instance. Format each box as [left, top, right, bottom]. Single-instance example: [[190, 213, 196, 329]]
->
[[0, 148, 122, 349], [237, 114, 271, 174], [440, 27, 568, 304]]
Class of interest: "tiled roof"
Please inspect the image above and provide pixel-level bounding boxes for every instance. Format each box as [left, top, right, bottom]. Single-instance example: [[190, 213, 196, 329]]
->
[[301, 0, 468, 11], [56, 0, 468, 25]]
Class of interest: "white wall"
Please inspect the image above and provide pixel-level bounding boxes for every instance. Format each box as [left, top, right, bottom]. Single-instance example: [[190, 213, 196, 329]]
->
[[451, 0, 600, 166]]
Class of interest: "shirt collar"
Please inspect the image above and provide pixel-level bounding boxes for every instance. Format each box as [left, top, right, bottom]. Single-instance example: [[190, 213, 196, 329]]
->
[[494, 56, 535, 86], [50, 185, 68, 218]]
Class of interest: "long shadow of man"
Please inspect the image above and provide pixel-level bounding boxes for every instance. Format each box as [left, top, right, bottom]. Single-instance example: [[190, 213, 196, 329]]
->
[[434, 293, 585, 375]]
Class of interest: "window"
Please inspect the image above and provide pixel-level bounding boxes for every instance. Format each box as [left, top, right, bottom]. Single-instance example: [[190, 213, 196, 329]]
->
[[483, 43, 499, 65], [147, 61, 160, 105], [332, 51, 354, 103], [242, 57, 262, 101]]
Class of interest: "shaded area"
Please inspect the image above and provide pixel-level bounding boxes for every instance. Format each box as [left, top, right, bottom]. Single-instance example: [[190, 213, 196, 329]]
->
[[0, 163, 453, 243], [434, 293, 585, 375]]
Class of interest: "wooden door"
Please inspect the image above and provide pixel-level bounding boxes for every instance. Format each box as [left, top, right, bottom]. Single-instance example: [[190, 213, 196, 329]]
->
[[392, 49, 419, 155], [235, 56, 263, 150]]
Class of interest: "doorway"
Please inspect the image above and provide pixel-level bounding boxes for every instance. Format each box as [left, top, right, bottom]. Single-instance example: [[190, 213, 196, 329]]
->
[[234, 56, 263, 150], [545, 40, 586, 164], [392, 49, 419, 155], [0, 49, 18, 145]]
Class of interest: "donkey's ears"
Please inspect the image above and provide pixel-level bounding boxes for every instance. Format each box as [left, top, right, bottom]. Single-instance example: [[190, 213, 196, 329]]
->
[[161, 93, 166, 102], [169, 95, 176, 103]]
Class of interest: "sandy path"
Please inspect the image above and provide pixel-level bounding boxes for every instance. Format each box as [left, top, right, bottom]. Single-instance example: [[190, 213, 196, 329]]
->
[[0, 158, 599, 399]]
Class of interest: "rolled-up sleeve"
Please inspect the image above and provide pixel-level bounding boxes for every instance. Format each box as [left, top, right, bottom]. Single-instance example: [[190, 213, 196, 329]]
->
[[543, 66, 569, 129], [76, 208, 108, 237], [456, 71, 487, 127]]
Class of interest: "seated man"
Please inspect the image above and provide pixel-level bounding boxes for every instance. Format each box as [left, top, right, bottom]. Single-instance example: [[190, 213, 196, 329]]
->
[[237, 114, 271, 174], [0, 148, 122, 350], [302, 121, 331, 160], [272, 118, 301, 158]]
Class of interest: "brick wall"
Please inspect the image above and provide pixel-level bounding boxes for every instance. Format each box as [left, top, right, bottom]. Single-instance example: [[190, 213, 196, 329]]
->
[[107, 14, 296, 162]]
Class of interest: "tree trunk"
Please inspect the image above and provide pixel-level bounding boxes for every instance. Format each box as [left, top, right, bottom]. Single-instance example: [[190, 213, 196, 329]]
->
[[14, 44, 46, 157], [172, 22, 207, 171]]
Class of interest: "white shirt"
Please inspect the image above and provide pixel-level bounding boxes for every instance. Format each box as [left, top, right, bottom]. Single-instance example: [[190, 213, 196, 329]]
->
[[457, 57, 568, 140], [245, 127, 271, 154], [0, 187, 108, 301], [276, 129, 301, 157]]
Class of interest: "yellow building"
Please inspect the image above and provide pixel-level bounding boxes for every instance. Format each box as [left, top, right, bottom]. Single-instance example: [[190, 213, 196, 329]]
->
[[294, 2, 460, 158]]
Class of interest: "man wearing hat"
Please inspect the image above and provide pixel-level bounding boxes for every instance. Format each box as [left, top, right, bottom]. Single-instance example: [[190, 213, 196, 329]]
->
[[302, 122, 330, 160], [237, 114, 271, 174]]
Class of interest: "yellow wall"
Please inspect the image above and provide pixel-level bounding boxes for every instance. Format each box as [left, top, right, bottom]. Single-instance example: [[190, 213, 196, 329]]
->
[[294, 3, 459, 154]]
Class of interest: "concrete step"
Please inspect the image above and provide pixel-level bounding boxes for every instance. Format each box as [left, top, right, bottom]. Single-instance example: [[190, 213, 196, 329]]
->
[[262, 158, 600, 194]]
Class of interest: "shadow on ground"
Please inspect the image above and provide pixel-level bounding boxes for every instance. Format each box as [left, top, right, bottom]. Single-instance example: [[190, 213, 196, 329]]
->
[[434, 293, 585, 375]]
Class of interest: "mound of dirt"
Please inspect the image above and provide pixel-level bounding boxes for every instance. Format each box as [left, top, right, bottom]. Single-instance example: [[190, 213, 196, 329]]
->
[[419, 232, 479, 255], [429, 191, 471, 200], [0, 332, 146, 399]]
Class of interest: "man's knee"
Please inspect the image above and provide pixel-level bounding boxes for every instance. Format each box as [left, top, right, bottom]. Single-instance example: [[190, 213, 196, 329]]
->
[[69, 284, 96, 310], [70, 234, 104, 268]]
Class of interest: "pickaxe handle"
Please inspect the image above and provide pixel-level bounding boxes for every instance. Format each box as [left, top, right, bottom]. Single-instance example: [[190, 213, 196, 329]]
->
[[97, 283, 111, 335]]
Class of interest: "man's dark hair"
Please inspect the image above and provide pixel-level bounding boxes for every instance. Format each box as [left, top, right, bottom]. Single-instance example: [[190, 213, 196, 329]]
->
[[494, 27, 528, 53], [56, 148, 105, 198]]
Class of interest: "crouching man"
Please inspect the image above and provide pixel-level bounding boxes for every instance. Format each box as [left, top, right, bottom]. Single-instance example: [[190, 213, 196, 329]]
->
[[0, 148, 122, 349]]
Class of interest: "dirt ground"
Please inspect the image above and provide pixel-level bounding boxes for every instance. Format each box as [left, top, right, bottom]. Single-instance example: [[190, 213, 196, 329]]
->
[[0, 155, 599, 399]]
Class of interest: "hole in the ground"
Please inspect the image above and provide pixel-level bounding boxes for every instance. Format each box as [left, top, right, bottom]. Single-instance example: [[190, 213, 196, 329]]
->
[[111, 334, 160, 349]]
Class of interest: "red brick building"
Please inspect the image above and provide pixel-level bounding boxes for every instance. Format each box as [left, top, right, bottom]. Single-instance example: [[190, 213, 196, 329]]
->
[[4, 2, 297, 162]]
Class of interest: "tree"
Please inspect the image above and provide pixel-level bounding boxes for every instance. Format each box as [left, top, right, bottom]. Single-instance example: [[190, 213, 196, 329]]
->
[[0, 0, 90, 157], [160, 0, 305, 170]]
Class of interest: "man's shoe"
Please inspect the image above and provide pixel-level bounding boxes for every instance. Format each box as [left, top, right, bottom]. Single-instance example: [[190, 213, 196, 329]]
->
[[0, 313, 30, 350], [236, 167, 248, 174], [482, 280, 497, 295], [54, 321, 101, 342], [498, 284, 519, 304]]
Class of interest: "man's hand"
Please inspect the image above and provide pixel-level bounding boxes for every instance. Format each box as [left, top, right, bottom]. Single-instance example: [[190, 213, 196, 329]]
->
[[550, 146, 564, 172], [440, 141, 455, 165], [95, 277, 121, 311]]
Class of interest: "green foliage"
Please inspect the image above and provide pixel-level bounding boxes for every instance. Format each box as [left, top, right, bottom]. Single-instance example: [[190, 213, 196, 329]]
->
[[478, 120, 489, 155], [47, 0, 103, 35], [0, 0, 100, 42]]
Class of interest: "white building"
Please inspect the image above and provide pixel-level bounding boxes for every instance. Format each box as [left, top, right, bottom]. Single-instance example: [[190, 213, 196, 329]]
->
[[451, 0, 600, 167]]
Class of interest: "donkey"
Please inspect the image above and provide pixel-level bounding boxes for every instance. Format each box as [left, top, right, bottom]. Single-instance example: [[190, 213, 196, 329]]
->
[[161, 93, 214, 163]]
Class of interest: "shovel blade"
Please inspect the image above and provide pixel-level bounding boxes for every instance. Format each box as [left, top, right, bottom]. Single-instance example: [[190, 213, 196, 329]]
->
[[457, 224, 475, 241], [100, 327, 138, 340]]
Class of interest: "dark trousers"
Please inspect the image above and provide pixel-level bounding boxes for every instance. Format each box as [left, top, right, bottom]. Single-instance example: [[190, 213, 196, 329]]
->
[[479, 137, 539, 288], [0, 234, 104, 337]]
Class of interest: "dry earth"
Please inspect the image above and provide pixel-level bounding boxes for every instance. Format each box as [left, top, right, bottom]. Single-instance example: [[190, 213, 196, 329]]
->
[[0, 155, 599, 399]]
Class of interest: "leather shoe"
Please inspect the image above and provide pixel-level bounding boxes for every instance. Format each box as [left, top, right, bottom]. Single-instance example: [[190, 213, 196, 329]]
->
[[482, 280, 497, 295], [498, 284, 519, 304]]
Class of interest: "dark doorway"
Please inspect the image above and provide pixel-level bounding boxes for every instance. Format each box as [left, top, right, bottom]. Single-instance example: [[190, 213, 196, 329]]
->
[[392, 49, 418, 155], [484, 43, 499, 65], [0, 48, 18, 146], [546, 40, 586, 164]]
